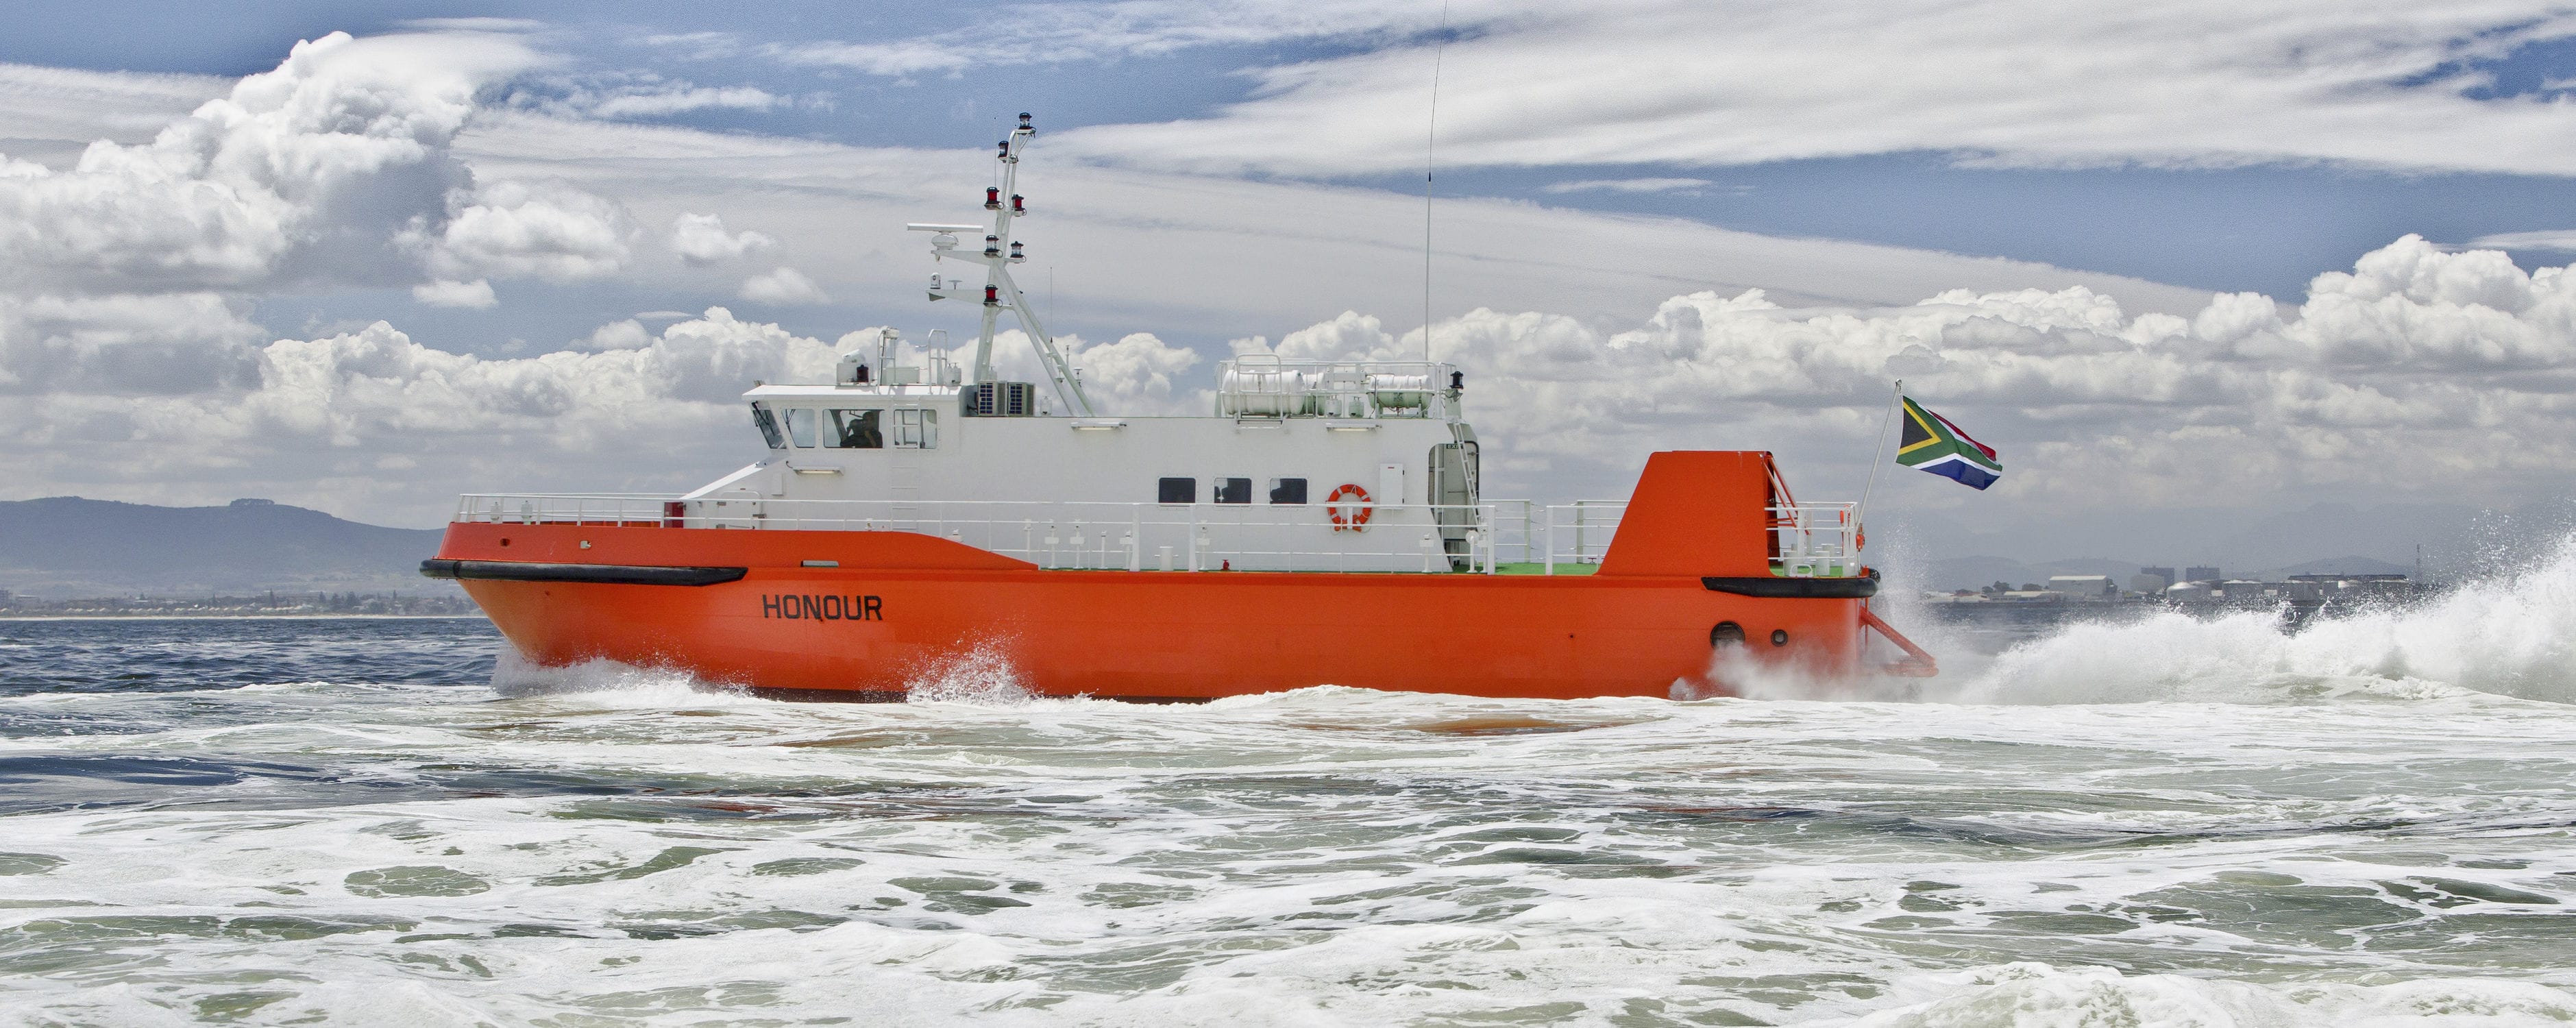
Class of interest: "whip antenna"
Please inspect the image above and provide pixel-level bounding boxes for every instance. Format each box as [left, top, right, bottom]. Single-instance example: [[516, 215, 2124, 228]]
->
[[1856, 379, 1902, 548], [1423, 1, 1449, 362]]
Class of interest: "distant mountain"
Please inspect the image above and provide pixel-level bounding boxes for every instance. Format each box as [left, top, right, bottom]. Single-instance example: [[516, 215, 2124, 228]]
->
[[1879, 498, 2524, 585], [1913, 552, 2423, 592], [2242, 555, 2414, 580], [0, 497, 452, 598], [2199, 503, 2467, 571], [1916, 556, 2144, 592]]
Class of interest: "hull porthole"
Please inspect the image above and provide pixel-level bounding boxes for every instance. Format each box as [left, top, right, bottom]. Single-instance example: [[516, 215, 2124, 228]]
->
[[1771, 628, 1789, 646], [1711, 622, 1745, 647]]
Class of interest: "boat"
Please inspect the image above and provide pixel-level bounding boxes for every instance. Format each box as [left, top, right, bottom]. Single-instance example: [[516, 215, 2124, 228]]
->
[[423, 113, 1935, 700]]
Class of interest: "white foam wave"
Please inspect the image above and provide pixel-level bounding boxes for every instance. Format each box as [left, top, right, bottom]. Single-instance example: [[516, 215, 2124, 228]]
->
[[1865, 535, 2576, 706], [1846, 963, 2576, 1027], [487, 652, 767, 707], [902, 640, 1038, 705]]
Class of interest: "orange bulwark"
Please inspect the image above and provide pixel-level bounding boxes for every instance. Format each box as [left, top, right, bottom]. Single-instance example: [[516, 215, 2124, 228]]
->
[[428, 452, 1934, 700]]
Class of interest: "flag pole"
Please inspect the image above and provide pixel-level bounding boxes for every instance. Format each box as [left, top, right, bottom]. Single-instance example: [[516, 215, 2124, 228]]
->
[[1854, 379, 1901, 547]]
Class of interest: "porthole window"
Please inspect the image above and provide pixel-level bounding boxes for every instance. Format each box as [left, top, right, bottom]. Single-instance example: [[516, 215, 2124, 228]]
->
[[1157, 477, 1197, 504], [1270, 478, 1308, 504], [1710, 622, 1744, 648], [1771, 629, 1789, 646], [1214, 477, 1252, 504]]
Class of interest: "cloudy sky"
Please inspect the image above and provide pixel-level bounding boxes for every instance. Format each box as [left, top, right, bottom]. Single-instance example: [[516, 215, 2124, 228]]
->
[[5, 1, 2576, 566]]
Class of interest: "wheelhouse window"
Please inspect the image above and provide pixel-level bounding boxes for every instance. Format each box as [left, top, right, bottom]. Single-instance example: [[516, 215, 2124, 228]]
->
[[1269, 478, 1307, 504], [826, 408, 882, 449], [1157, 477, 1196, 504], [892, 408, 939, 449], [1214, 477, 1252, 504], [752, 404, 785, 450], [784, 408, 817, 448]]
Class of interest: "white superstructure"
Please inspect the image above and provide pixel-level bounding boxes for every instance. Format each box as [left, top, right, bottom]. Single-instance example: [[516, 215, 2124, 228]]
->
[[450, 112, 1877, 580], [674, 112, 1487, 572]]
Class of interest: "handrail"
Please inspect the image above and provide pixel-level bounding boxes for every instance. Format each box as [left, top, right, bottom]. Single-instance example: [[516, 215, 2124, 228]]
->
[[453, 493, 1507, 574], [446, 492, 1867, 578], [1769, 502, 1861, 578]]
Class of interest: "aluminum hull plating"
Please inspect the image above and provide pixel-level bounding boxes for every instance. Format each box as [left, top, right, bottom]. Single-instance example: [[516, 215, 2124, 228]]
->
[[438, 524, 1868, 700]]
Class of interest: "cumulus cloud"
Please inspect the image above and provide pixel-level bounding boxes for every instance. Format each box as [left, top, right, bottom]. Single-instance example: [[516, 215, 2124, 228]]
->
[[0, 32, 524, 292], [0, 30, 637, 301], [1051, 1, 2576, 178], [410, 178, 633, 282], [578, 318, 652, 350], [1321, 235, 2576, 509], [670, 212, 773, 265], [988, 328, 1206, 415], [0, 307, 849, 519], [738, 266, 829, 304], [411, 278, 495, 308], [0, 291, 265, 395], [12, 237, 2576, 532]]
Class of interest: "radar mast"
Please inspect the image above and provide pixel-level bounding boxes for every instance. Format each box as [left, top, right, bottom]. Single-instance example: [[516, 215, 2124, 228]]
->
[[906, 112, 1094, 416]]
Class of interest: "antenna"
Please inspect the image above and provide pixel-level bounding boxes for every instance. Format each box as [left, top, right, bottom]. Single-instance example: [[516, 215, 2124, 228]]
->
[[910, 111, 1095, 416], [1423, 2, 1450, 363]]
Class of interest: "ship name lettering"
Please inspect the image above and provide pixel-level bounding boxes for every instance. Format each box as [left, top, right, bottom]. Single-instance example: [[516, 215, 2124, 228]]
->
[[761, 593, 884, 622]]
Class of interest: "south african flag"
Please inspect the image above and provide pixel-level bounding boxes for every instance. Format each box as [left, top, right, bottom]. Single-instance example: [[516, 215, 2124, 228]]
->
[[1896, 396, 2001, 490]]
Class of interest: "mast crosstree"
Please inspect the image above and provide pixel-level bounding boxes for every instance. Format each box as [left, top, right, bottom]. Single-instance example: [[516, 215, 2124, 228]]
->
[[906, 112, 1095, 416]]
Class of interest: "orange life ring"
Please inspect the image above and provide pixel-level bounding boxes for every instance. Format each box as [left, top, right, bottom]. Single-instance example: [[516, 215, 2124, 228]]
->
[[1326, 483, 1373, 532]]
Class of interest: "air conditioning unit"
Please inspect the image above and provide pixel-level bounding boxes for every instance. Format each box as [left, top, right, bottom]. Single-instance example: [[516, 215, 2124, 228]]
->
[[964, 381, 1038, 417]]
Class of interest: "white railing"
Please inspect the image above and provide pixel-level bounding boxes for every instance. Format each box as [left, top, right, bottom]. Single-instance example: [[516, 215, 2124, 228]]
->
[[1516, 501, 1860, 576], [448, 493, 1866, 578], [1214, 356, 1462, 420], [454, 493, 1503, 574], [1530, 501, 1625, 573], [1771, 502, 1861, 578]]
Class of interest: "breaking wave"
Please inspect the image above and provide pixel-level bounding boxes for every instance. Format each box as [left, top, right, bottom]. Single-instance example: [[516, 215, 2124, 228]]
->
[[1850, 964, 2576, 1027], [902, 640, 1038, 705], [487, 644, 1041, 706], [487, 651, 762, 705], [1909, 535, 2576, 706]]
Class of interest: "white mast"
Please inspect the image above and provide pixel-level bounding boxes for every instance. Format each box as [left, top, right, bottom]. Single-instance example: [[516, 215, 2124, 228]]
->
[[907, 112, 1094, 417]]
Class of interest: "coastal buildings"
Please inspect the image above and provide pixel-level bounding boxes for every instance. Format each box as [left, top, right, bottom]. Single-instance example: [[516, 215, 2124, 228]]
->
[[2046, 575, 2118, 601], [1930, 569, 2420, 612]]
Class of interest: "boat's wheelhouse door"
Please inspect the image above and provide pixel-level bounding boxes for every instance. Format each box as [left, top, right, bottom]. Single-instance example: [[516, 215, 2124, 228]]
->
[[1430, 437, 1481, 571]]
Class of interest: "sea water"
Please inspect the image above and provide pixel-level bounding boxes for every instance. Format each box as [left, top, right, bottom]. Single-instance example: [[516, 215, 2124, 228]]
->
[[4, 556, 2576, 1025]]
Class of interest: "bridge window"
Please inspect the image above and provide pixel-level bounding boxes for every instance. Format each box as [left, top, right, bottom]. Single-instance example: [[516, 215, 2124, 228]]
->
[[752, 404, 785, 450], [785, 408, 816, 448], [892, 408, 939, 449], [1157, 477, 1196, 504], [826, 409, 882, 449], [1214, 477, 1252, 504], [1269, 478, 1307, 504]]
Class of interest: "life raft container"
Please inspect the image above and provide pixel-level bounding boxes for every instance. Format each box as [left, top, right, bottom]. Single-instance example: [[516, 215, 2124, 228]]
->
[[1326, 483, 1373, 532]]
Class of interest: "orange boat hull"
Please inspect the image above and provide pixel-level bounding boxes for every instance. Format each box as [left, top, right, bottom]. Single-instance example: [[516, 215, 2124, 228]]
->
[[439, 526, 1887, 701], [432, 452, 1930, 700]]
